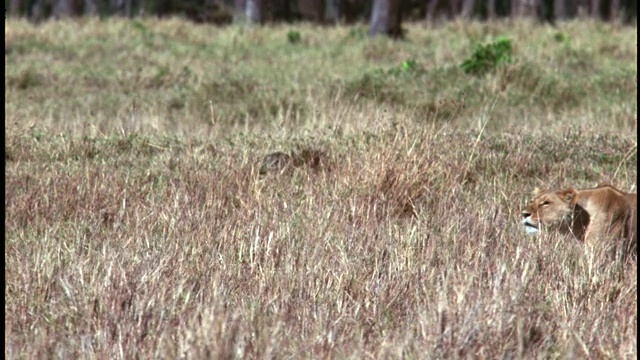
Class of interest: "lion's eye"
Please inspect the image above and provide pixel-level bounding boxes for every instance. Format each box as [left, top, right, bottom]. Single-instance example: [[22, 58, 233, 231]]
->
[[541, 201, 550, 206]]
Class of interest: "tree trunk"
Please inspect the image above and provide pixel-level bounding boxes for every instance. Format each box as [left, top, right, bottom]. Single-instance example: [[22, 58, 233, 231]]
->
[[110, 0, 124, 15], [369, 0, 404, 38], [31, 0, 45, 22], [426, 0, 438, 21], [623, 0, 637, 23], [511, 0, 537, 17], [590, 0, 601, 19], [300, 0, 325, 22], [510, 0, 520, 17], [610, 0, 621, 20], [124, 0, 133, 17], [272, 0, 292, 21], [338, 0, 367, 23], [426, 0, 456, 21], [554, 0, 568, 19], [460, 0, 475, 18], [487, 0, 497, 18], [52, 0, 78, 17], [245, 0, 265, 23], [325, 0, 340, 22], [9, 0, 22, 16], [234, 0, 246, 22], [84, 0, 98, 15]]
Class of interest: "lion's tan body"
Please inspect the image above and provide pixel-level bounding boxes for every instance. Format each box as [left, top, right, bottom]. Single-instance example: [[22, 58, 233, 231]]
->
[[521, 184, 637, 256]]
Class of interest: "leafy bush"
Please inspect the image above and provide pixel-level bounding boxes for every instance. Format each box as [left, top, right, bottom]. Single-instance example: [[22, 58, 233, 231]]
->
[[287, 30, 302, 44], [461, 35, 512, 76]]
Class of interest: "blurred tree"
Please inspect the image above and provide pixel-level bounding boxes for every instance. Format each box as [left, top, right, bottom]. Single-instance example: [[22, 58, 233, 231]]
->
[[84, 0, 99, 15], [52, 0, 81, 17], [30, 0, 54, 21], [369, 0, 404, 38], [334, 0, 369, 23], [299, 0, 325, 22], [461, 0, 476, 18], [425, 0, 456, 21], [511, 0, 538, 17], [325, 0, 339, 21], [591, 0, 632, 21], [9, 0, 23, 16], [272, 0, 295, 20], [6, 0, 635, 25], [553, 0, 578, 19], [487, 0, 498, 18], [483, 0, 513, 19], [246, 0, 265, 22]]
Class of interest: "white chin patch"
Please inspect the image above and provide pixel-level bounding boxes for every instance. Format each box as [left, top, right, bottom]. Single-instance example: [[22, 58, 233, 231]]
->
[[524, 226, 539, 234], [522, 219, 539, 234]]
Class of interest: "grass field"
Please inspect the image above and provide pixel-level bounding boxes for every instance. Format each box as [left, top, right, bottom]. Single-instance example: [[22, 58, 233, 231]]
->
[[5, 17, 637, 358]]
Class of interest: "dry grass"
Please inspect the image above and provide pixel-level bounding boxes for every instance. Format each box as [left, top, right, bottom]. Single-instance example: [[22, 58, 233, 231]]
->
[[5, 17, 637, 358]]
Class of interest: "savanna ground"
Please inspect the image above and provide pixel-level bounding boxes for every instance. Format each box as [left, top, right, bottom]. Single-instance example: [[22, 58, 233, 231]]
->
[[5, 16, 637, 358]]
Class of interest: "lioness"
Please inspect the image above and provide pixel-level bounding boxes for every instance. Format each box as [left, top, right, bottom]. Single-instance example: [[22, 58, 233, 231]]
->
[[521, 184, 637, 256]]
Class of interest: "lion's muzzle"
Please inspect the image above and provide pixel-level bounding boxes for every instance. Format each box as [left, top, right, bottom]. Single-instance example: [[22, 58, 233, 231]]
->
[[521, 212, 539, 234]]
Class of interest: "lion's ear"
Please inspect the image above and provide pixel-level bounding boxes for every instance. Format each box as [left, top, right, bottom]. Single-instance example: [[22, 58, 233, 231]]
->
[[561, 187, 578, 202]]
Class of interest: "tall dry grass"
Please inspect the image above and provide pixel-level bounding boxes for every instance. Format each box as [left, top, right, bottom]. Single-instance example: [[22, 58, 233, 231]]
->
[[5, 17, 637, 358]]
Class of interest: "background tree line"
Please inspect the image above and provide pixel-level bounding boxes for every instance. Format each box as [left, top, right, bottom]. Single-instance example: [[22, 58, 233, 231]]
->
[[6, 0, 637, 37]]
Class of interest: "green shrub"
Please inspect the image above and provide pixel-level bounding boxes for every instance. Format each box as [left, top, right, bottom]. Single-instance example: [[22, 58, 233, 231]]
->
[[287, 31, 302, 44], [461, 35, 512, 76]]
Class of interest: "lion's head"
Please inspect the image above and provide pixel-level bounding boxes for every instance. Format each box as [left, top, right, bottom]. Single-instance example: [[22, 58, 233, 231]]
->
[[521, 187, 588, 237]]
